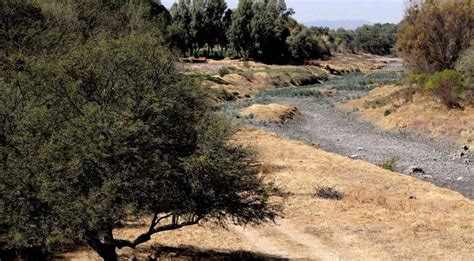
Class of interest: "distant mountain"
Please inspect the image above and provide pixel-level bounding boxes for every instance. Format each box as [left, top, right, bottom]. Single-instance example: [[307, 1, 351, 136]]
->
[[304, 20, 373, 30]]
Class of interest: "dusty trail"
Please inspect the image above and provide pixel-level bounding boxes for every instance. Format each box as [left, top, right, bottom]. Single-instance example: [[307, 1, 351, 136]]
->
[[233, 221, 344, 260]]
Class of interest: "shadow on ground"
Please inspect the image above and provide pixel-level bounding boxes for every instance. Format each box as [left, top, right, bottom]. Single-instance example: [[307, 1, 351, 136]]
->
[[140, 244, 289, 261]]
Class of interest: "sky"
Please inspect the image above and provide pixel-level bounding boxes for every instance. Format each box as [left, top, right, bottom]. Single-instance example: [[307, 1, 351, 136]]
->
[[160, 0, 405, 24]]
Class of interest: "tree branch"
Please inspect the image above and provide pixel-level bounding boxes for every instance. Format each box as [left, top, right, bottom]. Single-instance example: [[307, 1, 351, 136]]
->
[[113, 214, 203, 249]]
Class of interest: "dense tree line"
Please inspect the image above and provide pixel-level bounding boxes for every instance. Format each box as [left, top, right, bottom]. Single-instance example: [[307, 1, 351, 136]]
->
[[0, 1, 280, 260], [309, 23, 399, 55], [166, 0, 330, 64]]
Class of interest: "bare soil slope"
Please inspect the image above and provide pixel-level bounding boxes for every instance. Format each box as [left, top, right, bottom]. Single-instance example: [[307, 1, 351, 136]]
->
[[62, 128, 474, 260], [239, 103, 300, 124]]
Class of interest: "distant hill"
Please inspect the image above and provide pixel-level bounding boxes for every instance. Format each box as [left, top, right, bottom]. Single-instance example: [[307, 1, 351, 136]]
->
[[304, 20, 373, 30]]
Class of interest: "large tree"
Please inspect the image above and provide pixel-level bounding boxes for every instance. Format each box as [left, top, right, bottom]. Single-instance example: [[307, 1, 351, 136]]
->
[[0, 1, 280, 260], [396, 0, 474, 73], [228, 0, 255, 59]]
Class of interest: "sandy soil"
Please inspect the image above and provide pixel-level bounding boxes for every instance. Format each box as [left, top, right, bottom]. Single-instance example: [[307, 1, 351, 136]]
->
[[61, 128, 474, 260], [239, 103, 300, 124]]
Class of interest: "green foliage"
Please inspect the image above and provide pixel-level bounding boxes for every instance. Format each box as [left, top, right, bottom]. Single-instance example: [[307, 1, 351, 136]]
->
[[228, 0, 327, 64], [170, 0, 228, 56], [330, 28, 355, 53], [0, 1, 280, 259], [353, 23, 398, 55], [424, 70, 466, 107], [286, 25, 325, 63], [456, 44, 474, 93], [397, 0, 474, 73]]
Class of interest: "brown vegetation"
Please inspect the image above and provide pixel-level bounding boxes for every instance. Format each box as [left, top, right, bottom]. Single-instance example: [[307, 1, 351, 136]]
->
[[239, 104, 300, 124], [396, 0, 473, 74], [63, 128, 474, 260], [344, 85, 474, 147]]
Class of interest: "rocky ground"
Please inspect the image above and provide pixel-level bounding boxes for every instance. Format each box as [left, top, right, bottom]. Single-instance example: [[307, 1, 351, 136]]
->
[[218, 60, 473, 199], [255, 92, 473, 199]]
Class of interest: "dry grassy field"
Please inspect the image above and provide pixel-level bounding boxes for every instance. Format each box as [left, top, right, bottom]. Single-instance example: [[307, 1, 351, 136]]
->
[[62, 127, 474, 260], [344, 85, 474, 148]]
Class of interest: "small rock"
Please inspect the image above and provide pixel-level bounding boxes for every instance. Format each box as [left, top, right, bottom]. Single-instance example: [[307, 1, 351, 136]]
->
[[446, 177, 452, 180], [409, 195, 417, 200], [422, 175, 434, 179], [464, 159, 470, 164], [462, 145, 469, 151], [407, 166, 425, 175], [457, 177, 463, 181], [357, 147, 364, 151], [350, 154, 359, 159]]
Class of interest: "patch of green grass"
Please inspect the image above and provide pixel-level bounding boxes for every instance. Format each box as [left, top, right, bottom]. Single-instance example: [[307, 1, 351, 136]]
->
[[324, 71, 401, 91], [256, 85, 322, 98]]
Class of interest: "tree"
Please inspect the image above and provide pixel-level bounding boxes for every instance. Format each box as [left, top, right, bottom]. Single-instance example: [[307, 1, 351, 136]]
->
[[1, 33, 280, 261], [0, 2, 281, 260], [331, 28, 355, 53], [170, 0, 194, 54], [286, 25, 324, 63], [396, 0, 474, 73], [204, 0, 227, 54], [249, 0, 292, 63], [229, 0, 255, 59], [353, 23, 398, 55], [219, 8, 233, 51]]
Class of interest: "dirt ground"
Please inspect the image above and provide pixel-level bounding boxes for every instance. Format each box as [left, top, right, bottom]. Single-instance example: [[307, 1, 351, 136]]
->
[[61, 128, 474, 261], [344, 85, 474, 148]]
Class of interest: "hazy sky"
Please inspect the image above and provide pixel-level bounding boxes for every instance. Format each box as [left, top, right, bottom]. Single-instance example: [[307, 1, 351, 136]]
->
[[160, 0, 405, 24]]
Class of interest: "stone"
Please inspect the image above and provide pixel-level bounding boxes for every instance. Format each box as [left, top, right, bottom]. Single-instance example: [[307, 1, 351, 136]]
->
[[407, 166, 425, 175], [457, 177, 463, 181], [350, 155, 359, 159], [422, 175, 434, 180]]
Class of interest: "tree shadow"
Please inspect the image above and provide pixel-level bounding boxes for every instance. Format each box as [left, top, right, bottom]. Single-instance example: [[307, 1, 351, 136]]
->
[[141, 244, 289, 261]]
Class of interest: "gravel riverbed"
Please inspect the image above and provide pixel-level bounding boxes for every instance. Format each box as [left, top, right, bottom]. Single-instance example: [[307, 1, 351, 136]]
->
[[249, 92, 474, 199]]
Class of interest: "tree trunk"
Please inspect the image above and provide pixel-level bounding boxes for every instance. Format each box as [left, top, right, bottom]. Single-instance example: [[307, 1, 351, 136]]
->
[[87, 235, 119, 261], [97, 244, 119, 261]]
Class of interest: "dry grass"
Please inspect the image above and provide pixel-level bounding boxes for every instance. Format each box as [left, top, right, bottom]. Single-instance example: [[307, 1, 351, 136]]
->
[[239, 103, 300, 124], [62, 128, 474, 260], [344, 85, 474, 147], [313, 53, 402, 73]]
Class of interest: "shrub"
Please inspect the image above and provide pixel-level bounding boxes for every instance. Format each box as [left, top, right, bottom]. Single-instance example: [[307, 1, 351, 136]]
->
[[315, 186, 344, 200], [243, 60, 251, 69], [219, 66, 231, 77], [424, 70, 465, 107], [456, 44, 474, 100], [380, 156, 400, 171], [405, 72, 429, 86]]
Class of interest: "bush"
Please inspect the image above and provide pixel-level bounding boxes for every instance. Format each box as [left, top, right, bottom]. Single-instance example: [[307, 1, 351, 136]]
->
[[456, 44, 474, 100], [315, 186, 344, 200], [424, 70, 465, 107], [380, 156, 400, 171], [219, 66, 231, 77]]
